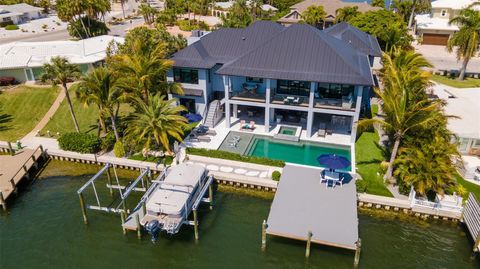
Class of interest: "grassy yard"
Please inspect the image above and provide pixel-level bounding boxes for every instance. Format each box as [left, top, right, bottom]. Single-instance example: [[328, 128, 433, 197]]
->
[[0, 86, 59, 141], [42, 86, 133, 135], [431, 75, 480, 88], [355, 131, 393, 197], [456, 173, 480, 200]]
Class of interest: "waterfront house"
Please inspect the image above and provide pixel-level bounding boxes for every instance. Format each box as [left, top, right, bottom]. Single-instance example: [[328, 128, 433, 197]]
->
[[0, 35, 124, 83], [0, 3, 43, 25], [167, 21, 380, 152], [431, 86, 480, 180], [277, 0, 380, 28], [415, 0, 480, 46], [212, 1, 278, 18]]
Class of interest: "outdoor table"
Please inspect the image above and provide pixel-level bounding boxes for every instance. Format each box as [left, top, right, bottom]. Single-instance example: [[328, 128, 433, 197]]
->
[[322, 171, 340, 187]]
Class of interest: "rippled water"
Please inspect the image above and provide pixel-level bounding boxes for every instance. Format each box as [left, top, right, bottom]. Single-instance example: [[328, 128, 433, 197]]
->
[[0, 161, 479, 269]]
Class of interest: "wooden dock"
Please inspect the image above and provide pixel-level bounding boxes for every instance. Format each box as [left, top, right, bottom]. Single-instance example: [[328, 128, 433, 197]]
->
[[0, 146, 46, 210]]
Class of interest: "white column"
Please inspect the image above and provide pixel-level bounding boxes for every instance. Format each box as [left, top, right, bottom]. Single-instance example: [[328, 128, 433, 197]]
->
[[265, 107, 270, 133], [266, 79, 271, 104], [233, 104, 238, 118], [270, 107, 275, 122], [306, 82, 316, 137], [223, 75, 230, 99], [353, 86, 363, 123], [225, 103, 231, 128]]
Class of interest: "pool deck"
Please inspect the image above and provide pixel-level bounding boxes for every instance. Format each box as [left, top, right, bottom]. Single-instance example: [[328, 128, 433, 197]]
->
[[266, 164, 359, 250], [184, 118, 352, 150]]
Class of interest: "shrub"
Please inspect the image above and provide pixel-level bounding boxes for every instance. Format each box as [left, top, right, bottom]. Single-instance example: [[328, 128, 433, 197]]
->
[[356, 179, 368, 193], [101, 132, 116, 150], [128, 153, 173, 165], [114, 141, 125, 157], [186, 148, 285, 167], [176, 19, 209, 31], [58, 133, 101, 153], [272, 171, 281, 181], [5, 25, 19, 30]]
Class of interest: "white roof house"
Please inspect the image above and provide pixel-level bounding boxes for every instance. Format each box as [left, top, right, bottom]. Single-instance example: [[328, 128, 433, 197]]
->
[[0, 35, 125, 70], [214, 1, 278, 12], [0, 3, 43, 24], [416, 0, 479, 32], [432, 86, 480, 140], [431, 0, 479, 9]]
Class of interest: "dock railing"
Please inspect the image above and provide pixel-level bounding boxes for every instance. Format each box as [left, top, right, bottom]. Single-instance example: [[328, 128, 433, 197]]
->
[[408, 187, 463, 213]]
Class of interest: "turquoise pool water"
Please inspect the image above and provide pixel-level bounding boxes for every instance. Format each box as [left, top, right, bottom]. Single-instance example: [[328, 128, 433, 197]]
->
[[246, 136, 351, 170]]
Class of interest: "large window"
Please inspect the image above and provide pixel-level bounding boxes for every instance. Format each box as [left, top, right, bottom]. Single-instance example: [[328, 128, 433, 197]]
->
[[277, 80, 310, 96], [246, 77, 263, 83], [173, 68, 199, 84], [317, 83, 354, 99]]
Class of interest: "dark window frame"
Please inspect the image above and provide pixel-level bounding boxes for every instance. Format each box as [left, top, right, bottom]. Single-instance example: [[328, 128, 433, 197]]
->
[[277, 80, 310, 97], [317, 83, 355, 99], [246, 77, 264, 83], [173, 68, 199, 84]]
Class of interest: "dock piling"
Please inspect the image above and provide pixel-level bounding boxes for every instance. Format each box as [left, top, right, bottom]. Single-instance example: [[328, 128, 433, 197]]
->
[[305, 231, 312, 258], [142, 201, 147, 216], [120, 211, 127, 235], [106, 167, 113, 196], [193, 209, 199, 241], [10, 179, 16, 195], [135, 213, 142, 239], [261, 220, 267, 251], [0, 192, 6, 211], [209, 184, 214, 210], [354, 238, 362, 268], [78, 193, 88, 224]]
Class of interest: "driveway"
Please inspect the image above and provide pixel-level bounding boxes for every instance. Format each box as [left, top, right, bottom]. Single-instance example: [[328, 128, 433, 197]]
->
[[413, 44, 480, 73]]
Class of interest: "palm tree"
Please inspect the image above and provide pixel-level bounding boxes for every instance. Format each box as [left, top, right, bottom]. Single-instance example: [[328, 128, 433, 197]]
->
[[447, 7, 480, 81], [407, 0, 431, 29], [139, 3, 158, 25], [394, 136, 460, 196], [41, 56, 81, 133], [302, 5, 326, 29], [359, 50, 441, 183], [124, 94, 188, 153], [76, 67, 124, 141], [335, 6, 359, 23], [110, 40, 182, 102]]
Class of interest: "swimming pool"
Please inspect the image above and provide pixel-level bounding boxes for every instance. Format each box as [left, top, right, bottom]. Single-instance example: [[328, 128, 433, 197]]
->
[[245, 135, 351, 170]]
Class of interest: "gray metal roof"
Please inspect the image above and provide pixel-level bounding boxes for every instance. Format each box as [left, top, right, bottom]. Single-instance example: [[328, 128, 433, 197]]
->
[[324, 22, 382, 57], [216, 23, 373, 85], [266, 165, 359, 250], [171, 21, 284, 69]]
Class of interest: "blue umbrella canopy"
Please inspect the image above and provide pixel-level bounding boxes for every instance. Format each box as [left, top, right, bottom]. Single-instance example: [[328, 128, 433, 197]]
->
[[184, 113, 203, 123], [316, 154, 350, 170]]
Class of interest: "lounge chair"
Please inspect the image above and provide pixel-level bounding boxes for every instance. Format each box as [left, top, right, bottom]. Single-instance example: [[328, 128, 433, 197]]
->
[[249, 121, 255, 130], [317, 122, 327, 137]]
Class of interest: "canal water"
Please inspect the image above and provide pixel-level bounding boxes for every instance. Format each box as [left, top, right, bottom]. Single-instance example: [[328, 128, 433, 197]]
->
[[1, 161, 479, 269]]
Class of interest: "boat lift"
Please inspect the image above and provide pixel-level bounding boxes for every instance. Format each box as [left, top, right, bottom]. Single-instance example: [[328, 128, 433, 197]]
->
[[77, 163, 151, 225], [122, 167, 215, 240]]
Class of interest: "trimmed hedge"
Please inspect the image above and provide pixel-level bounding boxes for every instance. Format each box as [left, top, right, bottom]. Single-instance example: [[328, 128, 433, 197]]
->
[[272, 171, 281, 181], [113, 141, 125, 157], [58, 132, 102, 153], [128, 154, 173, 165], [186, 148, 285, 167], [5, 25, 19, 30]]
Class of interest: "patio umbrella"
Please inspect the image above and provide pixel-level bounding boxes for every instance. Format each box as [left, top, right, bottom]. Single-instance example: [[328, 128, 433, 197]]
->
[[316, 154, 350, 170], [184, 113, 203, 123]]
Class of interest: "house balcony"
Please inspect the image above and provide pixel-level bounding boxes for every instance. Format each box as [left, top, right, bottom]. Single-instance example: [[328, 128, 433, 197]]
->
[[271, 94, 309, 107], [314, 97, 356, 111], [230, 90, 266, 103]]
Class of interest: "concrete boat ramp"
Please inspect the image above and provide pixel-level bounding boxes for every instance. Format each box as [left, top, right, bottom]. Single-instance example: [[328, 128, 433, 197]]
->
[[265, 164, 360, 262]]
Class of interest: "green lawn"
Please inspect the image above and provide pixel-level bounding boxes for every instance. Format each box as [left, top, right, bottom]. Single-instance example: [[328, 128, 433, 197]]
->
[[431, 75, 480, 88], [456, 173, 480, 200], [371, 104, 379, 117], [0, 86, 59, 141], [42, 86, 133, 135], [355, 131, 393, 197]]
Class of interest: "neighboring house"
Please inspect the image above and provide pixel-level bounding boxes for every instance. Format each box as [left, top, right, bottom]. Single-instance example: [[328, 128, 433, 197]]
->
[[212, 1, 278, 18], [0, 3, 43, 25], [278, 0, 380, 28], [167, 21, 380, 149], [0, 35, 125, 82], [415, 0, 480, 46], [431, 86, 480, 179]]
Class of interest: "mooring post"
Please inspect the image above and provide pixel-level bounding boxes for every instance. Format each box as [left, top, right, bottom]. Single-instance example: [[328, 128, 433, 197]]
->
[[78, 193, 88, 225], [120, 211, 127, 235], [0, 192, 6, 211], [135, 213, 142, 239], [106, 167, 113, 196], [10, 179, 16, 195], [7, 141, 14, 155], [22, 165, 30, 180], [354, 238, 362, 268], [305, 231, 312, 258], [261, 220, 267, 251], [208, 183, 214, 210], [193, 209, 199, 241]]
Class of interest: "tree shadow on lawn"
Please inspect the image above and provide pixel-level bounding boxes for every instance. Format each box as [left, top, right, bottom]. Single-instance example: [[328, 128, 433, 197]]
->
[[0, 113, 12, 131]]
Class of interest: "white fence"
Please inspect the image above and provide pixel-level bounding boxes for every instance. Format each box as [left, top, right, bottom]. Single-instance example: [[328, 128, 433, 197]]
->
[[409, 187, 463, 213]]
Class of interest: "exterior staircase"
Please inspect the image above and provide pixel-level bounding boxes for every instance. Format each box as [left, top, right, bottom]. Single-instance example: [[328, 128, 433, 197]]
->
[[204, 100, 221, 128]]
